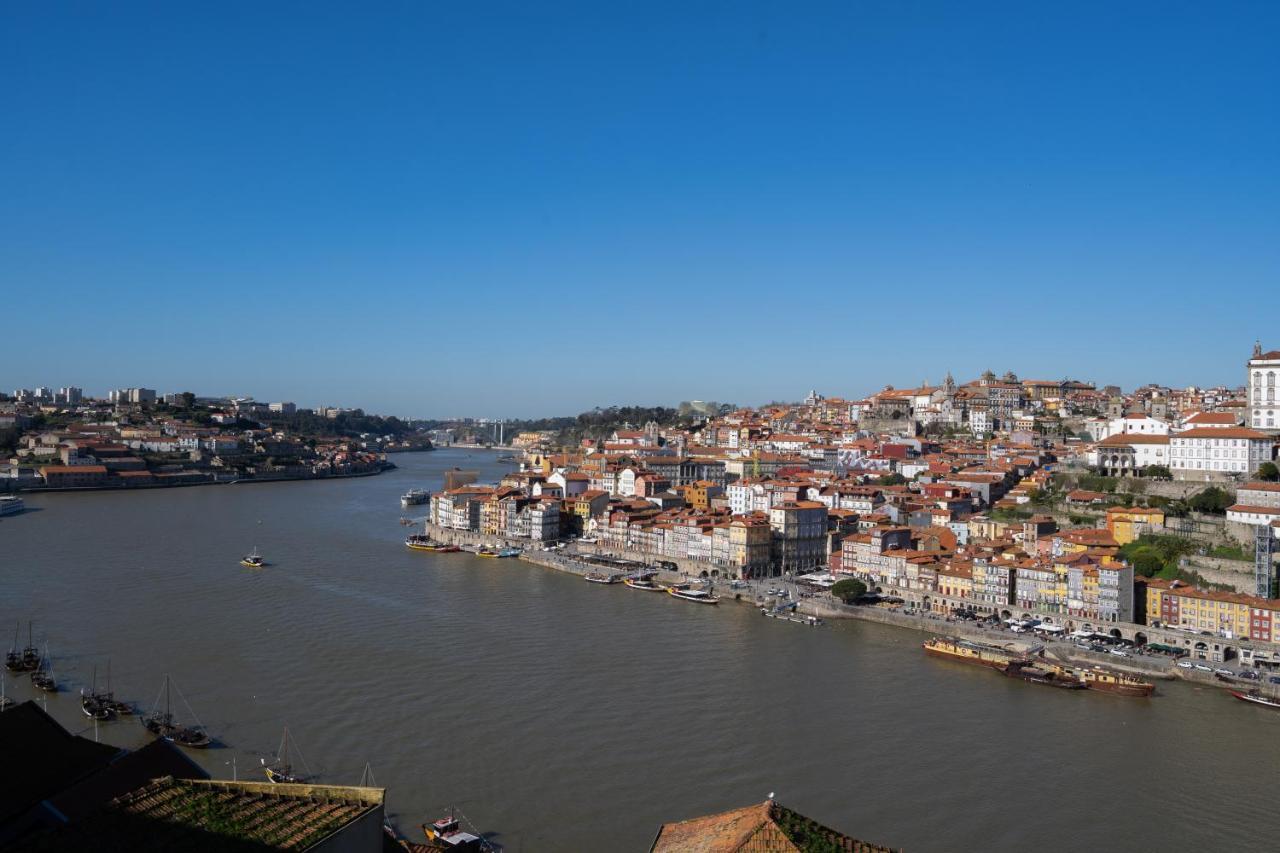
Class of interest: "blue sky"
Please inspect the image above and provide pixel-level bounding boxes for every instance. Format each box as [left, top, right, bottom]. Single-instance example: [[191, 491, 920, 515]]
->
[[3, 2, 1278, 418]]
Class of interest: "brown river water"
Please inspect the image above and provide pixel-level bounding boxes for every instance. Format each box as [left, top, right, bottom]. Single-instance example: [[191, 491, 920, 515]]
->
[[2, 448, 1278, 851]]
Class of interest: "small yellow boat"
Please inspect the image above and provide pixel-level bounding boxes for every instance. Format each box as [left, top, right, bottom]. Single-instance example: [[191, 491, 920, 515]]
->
[[240, 548, 266, 568]]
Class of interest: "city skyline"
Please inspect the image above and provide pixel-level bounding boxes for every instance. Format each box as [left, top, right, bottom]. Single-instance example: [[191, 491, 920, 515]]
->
[[5, 3, 1279, 416]]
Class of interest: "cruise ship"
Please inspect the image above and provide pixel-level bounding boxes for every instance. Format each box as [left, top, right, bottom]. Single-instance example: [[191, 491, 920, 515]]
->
[[0, 496, 24, 517]]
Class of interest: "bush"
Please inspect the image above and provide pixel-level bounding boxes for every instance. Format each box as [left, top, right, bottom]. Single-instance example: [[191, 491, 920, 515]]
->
[[1257, 462, 1279, 482], [831, 578, 867, 604]]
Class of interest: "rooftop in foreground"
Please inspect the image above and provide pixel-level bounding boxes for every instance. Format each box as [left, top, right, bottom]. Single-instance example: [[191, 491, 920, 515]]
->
[[650, 799, 897, 853], [12, 776, 385, 853]]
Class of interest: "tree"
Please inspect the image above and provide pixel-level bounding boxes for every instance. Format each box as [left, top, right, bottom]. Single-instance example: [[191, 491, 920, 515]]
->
[[831, 578, 867, 604], [1188, 487, 1232, 515], [1142, 465, 1172, 481], [1257, 461, 1280, 482], [878, 472, 907, 486]]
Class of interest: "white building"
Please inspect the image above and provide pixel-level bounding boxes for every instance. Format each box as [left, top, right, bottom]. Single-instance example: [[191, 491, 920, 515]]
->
[[1248, 343, 1280, 433], [1104, 413, 1169, 437], [1168, 427, 1273, 480]]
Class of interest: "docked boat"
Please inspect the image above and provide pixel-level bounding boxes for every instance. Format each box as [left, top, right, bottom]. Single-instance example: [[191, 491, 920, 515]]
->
[[496, 547, 521, 558], [263, 726, 313, 783], [6, 622, 41, 673], [406, 534, 441, 552], [624, 577, 664, 591], [922, 637, 1024, 670], [1002, 659, 1087, 690], [1230, 689, 1280, 710], [437, 545, 461, 553], [668, 586, 720, 604], [422, 808, 498, 852], [476, 547, 499, 558], [0, 495, 25, 516], [584, 572, 619, 584], [240, 546, 267, 568], [82, 662, 134, 719], [401, 488, 430, 508], [141, 675, 212, 749], [30, 645, 57, 692], [1078, 667, 1155, 697]]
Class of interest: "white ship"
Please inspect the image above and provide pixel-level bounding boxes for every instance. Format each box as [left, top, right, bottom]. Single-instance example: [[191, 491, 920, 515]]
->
[[400, 489, 430, 508]]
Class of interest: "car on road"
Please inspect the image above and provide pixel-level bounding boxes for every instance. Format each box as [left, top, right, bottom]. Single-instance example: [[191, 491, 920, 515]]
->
[[1238, 670, 1261, 681], [1109, 649, 1131, 658], [1177, 660, 1194, 669], [1269, 676, 1280, 685], [1193, 663, 1212, 672], [1215, 668, 1234, 677]]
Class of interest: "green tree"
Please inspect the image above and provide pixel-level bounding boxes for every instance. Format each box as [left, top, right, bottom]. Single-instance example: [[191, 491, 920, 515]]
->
[[1257, 461, 1280, 482], [1142, 465, 1172, 480], [877, 472, 907, 486], [1188, 487, 1232, 515], [831, 578, 867, 604]]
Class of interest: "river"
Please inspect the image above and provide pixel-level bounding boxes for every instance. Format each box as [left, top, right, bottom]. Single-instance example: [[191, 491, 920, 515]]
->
[[2, 448, 1277, 851]]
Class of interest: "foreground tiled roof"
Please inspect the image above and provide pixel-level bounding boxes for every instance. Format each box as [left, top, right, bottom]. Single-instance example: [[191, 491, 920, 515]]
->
[[13, 776, 383, 852], [650, 800, 897, 853]]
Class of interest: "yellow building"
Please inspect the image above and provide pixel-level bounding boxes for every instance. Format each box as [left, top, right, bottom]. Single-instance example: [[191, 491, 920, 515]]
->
[[1144, 579, 1260, 638], [1105, 506, 1165, 546]]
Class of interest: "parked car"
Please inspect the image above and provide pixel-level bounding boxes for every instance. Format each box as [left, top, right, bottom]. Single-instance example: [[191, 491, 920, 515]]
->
[[1193, 663, 1212, 672], [1239, 670, 1261, 681], [1177, 660, 1194, 669], [1215, 668, 1233, 677], [1269, 676, 1280, 685], [1109, 649, 1131, 658]]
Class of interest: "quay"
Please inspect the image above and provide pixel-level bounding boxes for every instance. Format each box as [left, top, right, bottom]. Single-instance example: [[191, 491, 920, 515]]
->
[[419, 524, 1280, 690]]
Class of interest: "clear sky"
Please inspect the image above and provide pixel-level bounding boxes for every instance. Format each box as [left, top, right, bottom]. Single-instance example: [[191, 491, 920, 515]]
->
[[3, 2, 1278, 418]]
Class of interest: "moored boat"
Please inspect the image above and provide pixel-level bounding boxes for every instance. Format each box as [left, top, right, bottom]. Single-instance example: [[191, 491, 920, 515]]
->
[[6, 622, 41, 673], [1079, 667, 1155, 697], [584, 572, 619, 584], [406, 534, 441, 552], [141, 675, 212, 749], [422, 808, 499, 851], [0, 495, 25, 516], [922, 637, 1023, 670], [1230, 689, 1280, 710], [1002, 659, 1087, 690], [667, 586, 720, 604], [263, 725, 313, 783], [624, 577, 664, 591], [30, 645, 57, 692], [476, 547, 499, 558], [240, 546, 267, 568], [496, 547, 521, 558]]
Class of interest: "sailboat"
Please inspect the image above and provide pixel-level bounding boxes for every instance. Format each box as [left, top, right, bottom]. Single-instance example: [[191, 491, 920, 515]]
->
[[81, 665, 117, 721], [240, 546, 267, 568], [1, 672, 13, 711], [99, 661, 136, 716], [5, 622, 40, 673], [141, 675, 212, 748], [262, 725, 312, 783], [30, 644, 57, 692]]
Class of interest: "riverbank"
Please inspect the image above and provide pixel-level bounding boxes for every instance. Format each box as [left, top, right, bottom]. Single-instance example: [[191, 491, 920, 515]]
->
[[420, 524, 1264, 693], [12, 462, 395, 493]]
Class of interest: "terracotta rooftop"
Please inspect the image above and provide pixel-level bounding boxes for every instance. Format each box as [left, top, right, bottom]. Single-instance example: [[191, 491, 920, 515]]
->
[[11, 776, 384, 852], [650, 799, 896, 853]]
